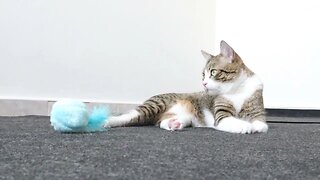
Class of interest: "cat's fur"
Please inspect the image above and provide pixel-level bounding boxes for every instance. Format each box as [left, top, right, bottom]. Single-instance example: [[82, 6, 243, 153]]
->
[[104, 40, 268, 134]]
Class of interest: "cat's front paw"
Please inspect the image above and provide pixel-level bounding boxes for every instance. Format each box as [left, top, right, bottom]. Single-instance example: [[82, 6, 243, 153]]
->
[[252, 120, 268, 133], [239, 123, 252, 134], [216, 117, 253, 134]]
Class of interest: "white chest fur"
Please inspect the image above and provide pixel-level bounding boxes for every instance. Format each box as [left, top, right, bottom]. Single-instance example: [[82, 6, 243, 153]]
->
[[222, 74, 263, 113]]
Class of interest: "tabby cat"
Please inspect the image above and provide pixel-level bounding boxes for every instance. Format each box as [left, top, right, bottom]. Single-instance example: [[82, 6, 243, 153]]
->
[[104, 40, 268, 134]]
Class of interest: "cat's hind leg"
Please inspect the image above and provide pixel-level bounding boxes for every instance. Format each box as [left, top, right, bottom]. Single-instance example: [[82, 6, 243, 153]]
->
[[159, 100, 195, 131], [104, 110, 140, 128]]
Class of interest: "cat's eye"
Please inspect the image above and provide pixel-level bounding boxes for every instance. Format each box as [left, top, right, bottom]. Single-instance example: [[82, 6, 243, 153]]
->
[[220, 69, 233, 73], [210, 69, 217, 76]]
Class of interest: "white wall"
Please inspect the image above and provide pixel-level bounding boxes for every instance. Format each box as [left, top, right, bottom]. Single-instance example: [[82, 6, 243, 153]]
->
[[215, 0, 320, 109], [1, 0, 320, 110], [0, 0, 215, 104]]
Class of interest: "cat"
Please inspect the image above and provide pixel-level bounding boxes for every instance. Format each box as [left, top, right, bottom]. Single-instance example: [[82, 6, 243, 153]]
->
[[104, 40, 268, 134]]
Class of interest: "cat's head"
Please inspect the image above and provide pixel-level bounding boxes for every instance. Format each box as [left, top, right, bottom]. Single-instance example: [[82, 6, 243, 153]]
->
[[201, 40, 253, 95]]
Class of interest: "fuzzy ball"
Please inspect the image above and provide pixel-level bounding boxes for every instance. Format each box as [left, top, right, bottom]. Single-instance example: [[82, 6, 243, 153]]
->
[[50, 99, 109, 133]]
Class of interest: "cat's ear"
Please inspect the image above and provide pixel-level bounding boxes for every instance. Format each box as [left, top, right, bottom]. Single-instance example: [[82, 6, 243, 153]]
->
[[220, 40, 234, 62], [201, 50, 214, 60]]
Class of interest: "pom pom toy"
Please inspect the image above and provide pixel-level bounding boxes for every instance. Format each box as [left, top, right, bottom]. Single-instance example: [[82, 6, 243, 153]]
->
[[50, 99, 109, 133]]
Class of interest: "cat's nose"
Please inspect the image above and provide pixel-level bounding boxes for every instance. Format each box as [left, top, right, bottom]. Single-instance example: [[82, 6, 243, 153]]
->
[[202, 82, 208, 87]]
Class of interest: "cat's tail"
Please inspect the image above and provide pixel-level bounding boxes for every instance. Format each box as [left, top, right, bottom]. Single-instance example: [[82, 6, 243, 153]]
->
[[104, 93, 181, 128]]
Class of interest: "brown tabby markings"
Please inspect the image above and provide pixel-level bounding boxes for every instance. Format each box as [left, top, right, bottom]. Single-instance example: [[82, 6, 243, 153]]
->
[[239, 89, 266, 121], [212, 90, 265, 126], [213, 96, 236, 125], [124, 93, 181, 126], [123, 92, 214, 127]]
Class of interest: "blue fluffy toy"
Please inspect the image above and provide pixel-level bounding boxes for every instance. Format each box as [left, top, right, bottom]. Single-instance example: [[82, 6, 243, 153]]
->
[[50, 99, 109, 133]]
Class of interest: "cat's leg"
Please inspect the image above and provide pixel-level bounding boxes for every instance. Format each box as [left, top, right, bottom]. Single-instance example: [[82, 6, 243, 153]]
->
[[213, 96, 253, 134], [104, 110, 140, 128], [214, 117, 253, 134], [159, 100, 195, 131]]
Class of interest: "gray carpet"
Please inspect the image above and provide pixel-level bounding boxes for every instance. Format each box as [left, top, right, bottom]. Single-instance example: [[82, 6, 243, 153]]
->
[[1, 116, 320, 180]]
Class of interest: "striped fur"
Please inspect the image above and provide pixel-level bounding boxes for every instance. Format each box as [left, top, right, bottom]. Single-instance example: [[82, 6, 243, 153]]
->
[[104, 92, 214, 130], [104, 40, 268, 134]]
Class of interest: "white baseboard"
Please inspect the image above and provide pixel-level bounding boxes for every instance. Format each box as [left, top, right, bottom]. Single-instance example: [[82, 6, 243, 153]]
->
[[0, 99, 139, 116]]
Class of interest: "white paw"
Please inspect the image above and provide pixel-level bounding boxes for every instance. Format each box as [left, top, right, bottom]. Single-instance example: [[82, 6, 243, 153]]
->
[[215, 117, 252, 134], [252, 121, 268, 133], [103, 116, 116, 128], [104, 110, 140, 128], [239, 123, 252, 134], [103, 115, 131, 128]]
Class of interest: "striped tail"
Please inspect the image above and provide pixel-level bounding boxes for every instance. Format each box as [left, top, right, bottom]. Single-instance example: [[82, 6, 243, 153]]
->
[[104, 93, 181, 128]]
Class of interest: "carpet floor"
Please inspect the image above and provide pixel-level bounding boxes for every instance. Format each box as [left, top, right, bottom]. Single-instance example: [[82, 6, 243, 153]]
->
[[1, 116, 320, 180]]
